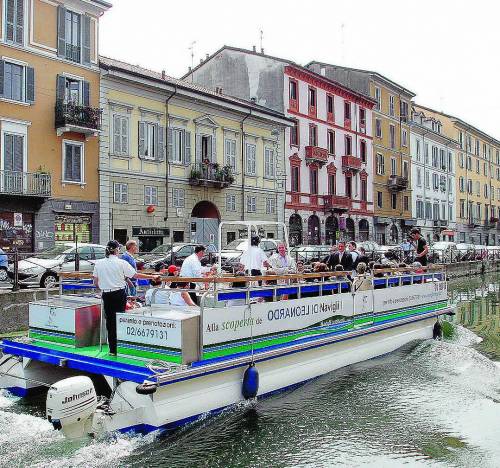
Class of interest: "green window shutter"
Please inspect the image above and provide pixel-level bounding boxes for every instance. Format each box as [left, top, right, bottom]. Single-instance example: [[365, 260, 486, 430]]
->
[[57, 6, 66, 57], [82, 81, 90, 107], [157, 125, 165, 161], [82, 15, 91, 66], [0, 60, 4, 97], [56, 75, 66, 102], [184, 131, 191, 164], [138, 122, 146, 157], [167, 128, 173, 161], [26, 67, 35, 103]]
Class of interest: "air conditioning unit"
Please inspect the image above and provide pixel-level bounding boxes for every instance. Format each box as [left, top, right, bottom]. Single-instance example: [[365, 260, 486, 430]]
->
[[176, 208, 183, 217]]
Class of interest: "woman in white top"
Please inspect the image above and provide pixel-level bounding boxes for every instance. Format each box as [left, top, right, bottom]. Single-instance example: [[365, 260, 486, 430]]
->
[[168, 281, 197, 307]]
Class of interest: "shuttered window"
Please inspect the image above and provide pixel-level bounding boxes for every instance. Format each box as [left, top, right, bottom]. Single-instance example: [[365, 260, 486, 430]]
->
[[139, 122, 165, 161], [266, 198, 276, 215], [264, 147, 274, 178], [168, 128, 190, 164], [113, 183, 128, 204], [245, 143, 256, 175], [63, 142, 83, 183], [0, 61, 35, 103], [3, 133, 24, 172], [224, 139, 236, 170], [113, 115, 129, 155], [172, 188, 185, 208], [144, 186, 158, 205], [226, 194, 236, 212], [246, 196, 256, 213], [5, 0, 24, 45], [57, 6, 91, 66]]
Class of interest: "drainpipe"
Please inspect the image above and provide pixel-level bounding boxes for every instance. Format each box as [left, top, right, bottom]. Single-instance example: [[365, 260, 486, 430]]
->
[[240, 110, 252, 221], [164, 85, 178, 226]]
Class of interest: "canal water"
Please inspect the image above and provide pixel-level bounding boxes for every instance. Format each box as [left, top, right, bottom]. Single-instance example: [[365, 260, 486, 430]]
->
[[0, 273, 498, 468]]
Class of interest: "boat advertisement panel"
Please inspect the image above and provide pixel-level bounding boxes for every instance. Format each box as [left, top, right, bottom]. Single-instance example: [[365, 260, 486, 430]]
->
[[373, 281, 447, 311], [29, 304, 76, 334]]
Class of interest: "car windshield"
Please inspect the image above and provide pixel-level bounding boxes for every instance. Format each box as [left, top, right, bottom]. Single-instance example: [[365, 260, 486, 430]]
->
[[151, 244, 172, 254], [225, 240, 248, 250], [38, 245, 72, 258]]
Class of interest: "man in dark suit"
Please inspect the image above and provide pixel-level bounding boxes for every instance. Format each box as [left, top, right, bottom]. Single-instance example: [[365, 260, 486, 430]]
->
[[324, 241, 354, 271]]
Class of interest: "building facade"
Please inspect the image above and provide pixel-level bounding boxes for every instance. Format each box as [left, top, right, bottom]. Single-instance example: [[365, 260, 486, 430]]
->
[[0, 0, 110, 252], [184, 47, 375, 246], [410, 109, 458, 243], [306, 62, 415, 245], [415, 105, 500, 245], [99, 57, 290, 251]]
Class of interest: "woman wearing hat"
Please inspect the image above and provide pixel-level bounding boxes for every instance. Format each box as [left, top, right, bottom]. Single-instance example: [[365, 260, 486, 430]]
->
[[93, 240, 160, 356]]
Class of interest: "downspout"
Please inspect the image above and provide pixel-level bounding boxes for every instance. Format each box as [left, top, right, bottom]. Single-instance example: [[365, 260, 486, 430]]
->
[[164, 85, 178, 225], [240, 110, 252, 221]]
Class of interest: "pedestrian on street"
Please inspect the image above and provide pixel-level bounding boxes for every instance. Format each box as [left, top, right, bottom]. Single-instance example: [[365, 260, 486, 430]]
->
[[93, 240, 159, 356], [410, 228, 429, 266], [180, 245, 214, 305]]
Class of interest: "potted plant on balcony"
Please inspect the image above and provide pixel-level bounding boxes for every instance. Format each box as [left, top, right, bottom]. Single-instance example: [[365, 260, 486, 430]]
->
[[221, 165, 235, 185], [189, 167, 202, 185]]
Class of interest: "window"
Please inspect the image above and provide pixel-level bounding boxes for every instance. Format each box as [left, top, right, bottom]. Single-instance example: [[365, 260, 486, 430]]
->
[[466, 135, 472, 152], [375, 119, 382, 138], [466, 155, 472, 170], [416, 200, 424, 219], [113, 183, 128, 204], [309, 124, 318, 147], [460, 200, 465, 219], [361, 179, 368, 202], [289, 79, 297, 101], [327, 95, 334, 120], [432, 173, 439, 190], [224, 139, 237, 171], [403, 196, 409, 212], [475, 139, 480, 156], [328, 173, 336, 195], [308, 87, 316, 115], [389, 125, 395, 149], [415, 139, 421, 161], [459, 177, 465, 192], [433, 203, 439, 220], [247, 195, 256, 213], [475, 181, 480, 196], [403, 161, 409, 179], [417, 168, 422, 187], [483, 162, 488, 176], [172, 188, 185, 208], [441, 203, 446, 220], [245, 143, 256, 175], [344, 101, 351, 120], [327, 130, 335, 154], [425, 201, 432, 220], [144, 186, 158, 205], [467, 179, 472, 194], [64, 10, 81, 63], [170, 128, 189, 164], [391, 193, 397, 210], [400, 101, 408, 122], [63, 141, 84, 183], [374, 87, 381, 111], [389, 95, 395, 116], [5, 0, 24, 45], [345, 135, 352, 155], [359, 108, 366, 130], [345, 174, 352, 198], [376, 153, 385, 175], [459, 153, 464, 168], [139, 122, 158, 160], [291, 166, 300, 192], [112, 115, 129, 155], [266, 198, 276, 215], [484, 184, 489, 198], [290, 121, 299, 146], [449, 204, 453, 221], [360, 140, 367, 163], [377, 191, 383, 208], [432, 147, 438, 168], [264, 147, 275, 178], [425, 143, 429, 164], [476, 159, 480, 174], [2, 133, 24, 176], [1, 61, 34, 104], [448, 152, 453, 172], [310, 168, 318, 194], [458, 131, 463, 149], [226, 194, 236, 212], [201, 135, 212, 160], [425, 171, 430, 189], [390, 157, 397, 176], [440, 148, 446, 169]]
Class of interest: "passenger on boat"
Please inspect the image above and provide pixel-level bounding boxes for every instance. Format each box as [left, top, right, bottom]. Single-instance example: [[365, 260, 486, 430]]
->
[[411, 228, 429, 266], [324, 242, 354, 271], [180, 245, 214, 305], [352, 262, 373, 292], [269, 243, 297, 276], [239, 236, 270, 278], [168, 281, 197, 307], [357, 246, 370, 267], [93, 240, 160, 356], [348, 242, 360, 268], [372, 263, 387, 289], [145, 278, 169, 306]]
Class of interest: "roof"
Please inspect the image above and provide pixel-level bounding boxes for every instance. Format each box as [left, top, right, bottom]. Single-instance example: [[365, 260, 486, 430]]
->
[[414, 103, 500, 145], [87, 0, 113, 9], [306, 61, 416, 98], [182, 45, 377, 106], [99, 56, 292, 123]]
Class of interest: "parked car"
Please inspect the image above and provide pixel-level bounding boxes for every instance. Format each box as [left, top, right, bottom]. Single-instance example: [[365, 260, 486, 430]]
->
[[290, 245, 331, 264], [430, 241, 457, 263], [219, 238, 281, 272], [0, 248, 8, 282], [143, 243, 217, 272], [7, 243, 106, 288]]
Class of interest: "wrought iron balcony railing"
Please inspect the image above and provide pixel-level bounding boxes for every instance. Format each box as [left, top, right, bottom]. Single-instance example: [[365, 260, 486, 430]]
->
[[387, 175, 408, 191], [65, 44, 81, 63], [0, 170, 51, 197], [189, 163, 235, 188], [55, 101, 102, 134], [323, 194, 351, 211]]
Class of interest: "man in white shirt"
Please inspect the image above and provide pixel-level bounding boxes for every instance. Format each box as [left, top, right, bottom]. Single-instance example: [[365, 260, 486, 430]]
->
[[239, 236, 270, 278], [269, 243, 297, 276], [180, 245, 213, 304]]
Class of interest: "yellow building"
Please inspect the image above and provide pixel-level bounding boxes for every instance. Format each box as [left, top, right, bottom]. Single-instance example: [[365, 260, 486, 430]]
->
[[99, 57, 291, 250], [0, 0, 110, 252], [305, 63, 415, 244], [415, 105, 500, 246]]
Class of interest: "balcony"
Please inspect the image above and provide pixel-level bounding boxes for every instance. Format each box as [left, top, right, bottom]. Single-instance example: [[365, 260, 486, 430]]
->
[[342, 155, 362, 172], [387, 175, 408, 191], [305, 146, 328, 166], [0, 170, 51, 197], [323, 194, 350, 212], [189, 163, 234, 188], [55, 101, 102, 137]]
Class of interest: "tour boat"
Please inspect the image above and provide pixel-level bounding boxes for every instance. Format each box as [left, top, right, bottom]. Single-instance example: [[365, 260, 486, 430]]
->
[[0, 222, 453, 439]]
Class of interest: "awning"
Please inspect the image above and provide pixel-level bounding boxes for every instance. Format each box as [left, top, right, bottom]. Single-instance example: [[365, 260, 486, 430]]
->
[[441, 229, 455, 236]]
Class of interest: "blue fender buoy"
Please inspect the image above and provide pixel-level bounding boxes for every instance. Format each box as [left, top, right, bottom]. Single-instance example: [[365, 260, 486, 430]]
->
[[242, 362, 259, 399]]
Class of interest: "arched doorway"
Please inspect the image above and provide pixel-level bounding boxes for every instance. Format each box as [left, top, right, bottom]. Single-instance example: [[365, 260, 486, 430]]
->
[[358, 219, 369, 241], [325, 215, 338, 245], [307, 215, 320, 245], [390, 224, 399, 244], [345, 218, 355, 241], [191, 201, 220, 248], [289, 214, 303, 246]]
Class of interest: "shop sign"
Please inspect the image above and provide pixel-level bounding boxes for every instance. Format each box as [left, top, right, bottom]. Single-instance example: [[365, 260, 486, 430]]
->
[[132, 227, 170, 237], [55, 214, 92, 225]]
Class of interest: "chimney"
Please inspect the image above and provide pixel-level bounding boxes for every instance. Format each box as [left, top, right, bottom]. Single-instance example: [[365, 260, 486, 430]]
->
[[200, 58, 203, 64], [161, 70, 166, 79], [261, 48, 264, 54], [206, 53, 209, 60], [252, 45, 256, 52], [188, 66, 192, 72]]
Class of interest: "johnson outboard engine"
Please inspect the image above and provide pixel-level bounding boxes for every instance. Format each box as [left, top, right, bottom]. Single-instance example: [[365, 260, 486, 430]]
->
[[46, 376, 97, 439]]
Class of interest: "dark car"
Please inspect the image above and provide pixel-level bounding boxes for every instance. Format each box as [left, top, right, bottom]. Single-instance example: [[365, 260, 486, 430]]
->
[[143, 243, 217, 272]]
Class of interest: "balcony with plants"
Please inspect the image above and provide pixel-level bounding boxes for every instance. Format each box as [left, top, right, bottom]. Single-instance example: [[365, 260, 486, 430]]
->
[[55, 100, 102, 137], [189, 162, 235, 188]]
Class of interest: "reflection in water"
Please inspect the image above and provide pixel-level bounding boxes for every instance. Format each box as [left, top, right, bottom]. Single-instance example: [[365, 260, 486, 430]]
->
[[0, 273, 498, 468]]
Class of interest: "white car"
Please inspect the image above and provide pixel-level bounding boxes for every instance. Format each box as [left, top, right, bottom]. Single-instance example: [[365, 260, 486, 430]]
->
[[220, 238, 281, 271], [8, 243, 106, 288]]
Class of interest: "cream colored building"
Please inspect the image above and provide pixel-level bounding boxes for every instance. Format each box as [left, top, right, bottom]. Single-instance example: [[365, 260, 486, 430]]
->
[[99, 57, 291, 250]]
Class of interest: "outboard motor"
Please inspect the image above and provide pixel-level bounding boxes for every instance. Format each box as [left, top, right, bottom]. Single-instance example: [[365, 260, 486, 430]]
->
[[46, 376, 97, 439]]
